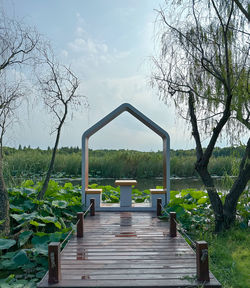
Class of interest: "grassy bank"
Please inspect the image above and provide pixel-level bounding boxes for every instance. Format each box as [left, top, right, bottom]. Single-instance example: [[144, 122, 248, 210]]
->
[[205, 227, 250, 288], [0, 180, 249, 287], [3, 146, 244, 183], [161, 188, 249, 288]]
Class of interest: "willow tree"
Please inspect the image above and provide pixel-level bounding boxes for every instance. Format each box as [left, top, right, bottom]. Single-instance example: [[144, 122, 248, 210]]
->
[[152, 0, 249, 232]]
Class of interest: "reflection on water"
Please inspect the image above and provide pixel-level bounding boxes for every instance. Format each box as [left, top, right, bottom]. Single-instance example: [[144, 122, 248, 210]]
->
[[120, 212, 132, 226], [57, 176, 238, 192]]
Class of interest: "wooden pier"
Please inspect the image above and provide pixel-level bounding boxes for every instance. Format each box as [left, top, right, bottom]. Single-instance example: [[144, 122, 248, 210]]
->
[[38, 211, 221, 287]]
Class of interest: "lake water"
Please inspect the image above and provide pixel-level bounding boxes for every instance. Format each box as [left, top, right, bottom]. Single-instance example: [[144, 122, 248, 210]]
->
[[53, 176, 240, 192]]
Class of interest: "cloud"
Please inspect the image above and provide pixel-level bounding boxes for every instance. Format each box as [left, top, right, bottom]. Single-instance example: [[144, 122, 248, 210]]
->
[[61, 13, 131, 72], [44, 12, 193, 151], [61, 49, 68, 57], [75, 26, 85, 37], [69, 38, 108, 55]]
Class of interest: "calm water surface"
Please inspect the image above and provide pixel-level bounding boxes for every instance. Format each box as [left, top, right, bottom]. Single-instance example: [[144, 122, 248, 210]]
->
[[54, 177, 238, 192]]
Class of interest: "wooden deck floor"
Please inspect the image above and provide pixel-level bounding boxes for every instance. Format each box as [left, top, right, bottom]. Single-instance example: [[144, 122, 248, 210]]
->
[[38, 212, 221, 287]]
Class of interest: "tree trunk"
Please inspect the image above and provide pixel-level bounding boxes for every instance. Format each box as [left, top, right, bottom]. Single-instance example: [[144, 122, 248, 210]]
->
[[223, 137, 250, 228], [0, 152, 9, 235], [38, 104, 68, 200], [37, 127, 61, 200], [195, 163, 224, 232], [196, 138, 250, 231]]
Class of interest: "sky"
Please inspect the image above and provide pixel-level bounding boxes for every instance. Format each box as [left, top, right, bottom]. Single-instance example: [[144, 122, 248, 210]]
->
[[1, 0, 239, 151]]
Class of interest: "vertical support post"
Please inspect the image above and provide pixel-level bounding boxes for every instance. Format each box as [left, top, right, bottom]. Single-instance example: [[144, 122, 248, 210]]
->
[[90, 198, 95, 216], [82, 136, 89, 206], [196, 241, 210, 282], [48, 242, 61, 284], [157, 198, 162, 216], [170, 212, 177, 237], [163, 136, 170, 204], [77, 212, 84, 238]]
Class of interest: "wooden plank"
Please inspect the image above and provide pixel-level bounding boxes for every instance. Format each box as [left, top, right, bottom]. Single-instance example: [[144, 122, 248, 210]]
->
[[61, 263, 197, 269], [39, 278, 221, 287], [60, 268, 198, 275], [61, 251, 195, 256], [38, 212, 221, 288], [50, 273, 201, 280], [66, 246, 190, 250], [115, 180, 137, 186], [59, 259, 198, 265], [61, 258, 196, 262], [68, 238, 185, 242], [85, 189, 102, 194]]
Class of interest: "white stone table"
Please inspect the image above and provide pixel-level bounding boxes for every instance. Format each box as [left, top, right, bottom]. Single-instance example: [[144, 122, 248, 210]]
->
[[115, 180, 137, 207]]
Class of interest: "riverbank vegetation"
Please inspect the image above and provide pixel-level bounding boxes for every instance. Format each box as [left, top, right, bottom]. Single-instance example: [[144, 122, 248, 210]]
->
[[2, 145, 245, 183], [0, 180, 249, 287], [161, 187, 249, 288]]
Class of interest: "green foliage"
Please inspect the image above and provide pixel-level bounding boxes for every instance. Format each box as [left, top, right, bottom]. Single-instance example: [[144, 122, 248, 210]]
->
[[159, 187, 249, 288], [0, 180, 82, 285], [0, 239, 16, 250], [200, 227, 250, 288], [2, 146, 244, 184], [1, 181, 248, 287], [161, 188, 249, 233], [18, 231, 33, 247], [88, 183, 151, 203]]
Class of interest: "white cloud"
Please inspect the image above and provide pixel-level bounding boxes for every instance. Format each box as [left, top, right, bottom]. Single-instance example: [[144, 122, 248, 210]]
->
[[61, 13, 131, 72], [76, 12, 85, 26], [75, 26, 85, 37], [61, 49, 68, 57], [68, 73, 192, 151]]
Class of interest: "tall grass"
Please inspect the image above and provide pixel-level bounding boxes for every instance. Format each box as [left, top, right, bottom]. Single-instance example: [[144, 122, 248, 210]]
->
[[2, 146, 243, 182]]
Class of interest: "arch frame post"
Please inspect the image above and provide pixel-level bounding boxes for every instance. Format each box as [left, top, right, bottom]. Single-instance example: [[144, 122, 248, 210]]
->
[[81, 103, 170, 210]]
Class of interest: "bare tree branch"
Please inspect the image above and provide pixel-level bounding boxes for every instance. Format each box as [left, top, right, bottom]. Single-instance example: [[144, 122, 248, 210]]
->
[[36, 45, 87, 199]]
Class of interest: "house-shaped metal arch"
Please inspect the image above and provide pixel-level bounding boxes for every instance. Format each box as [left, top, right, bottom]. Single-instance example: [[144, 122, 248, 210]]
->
[[82, 103, 170, 208]]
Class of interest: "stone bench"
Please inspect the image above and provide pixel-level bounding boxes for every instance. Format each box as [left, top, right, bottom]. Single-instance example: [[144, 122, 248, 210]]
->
[[150, 189, 166, 209], [85, 189, 102, 209]]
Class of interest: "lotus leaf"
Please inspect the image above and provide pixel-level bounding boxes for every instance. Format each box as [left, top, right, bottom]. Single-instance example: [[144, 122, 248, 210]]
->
[[18, 231, 33, 247], [37, 216, 61, 229], [10, 204, 24, 212], [33, 244, 48, 256], [12, 249, 30, 266], [1, 259, 18, 270], [29, 220, 45, 227], [11, 212, 38, 223], [0, 238, 16, 250], [32, 235, 49, 245], [1, 251, 18, 259], [52, 200, 68, 208], [189, 190, 206, 199], [23, 199, 35, 210], [21, 187, 36, 196], [198, 197, 208, 204]]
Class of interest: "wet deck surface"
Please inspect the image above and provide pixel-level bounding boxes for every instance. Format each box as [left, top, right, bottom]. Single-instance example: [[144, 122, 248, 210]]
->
[[38, 212, 221, 287]]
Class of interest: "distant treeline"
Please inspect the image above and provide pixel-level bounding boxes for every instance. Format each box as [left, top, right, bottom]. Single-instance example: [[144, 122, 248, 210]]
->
[[2, 145, 244, 180]]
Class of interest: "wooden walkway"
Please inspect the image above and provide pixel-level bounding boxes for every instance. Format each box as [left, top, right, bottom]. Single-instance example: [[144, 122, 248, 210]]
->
[[38, 212, 221, 287]]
